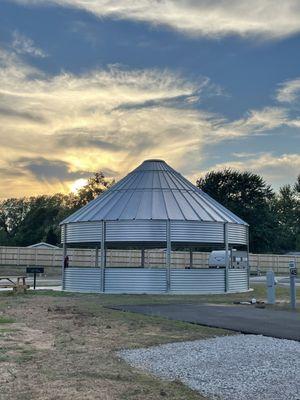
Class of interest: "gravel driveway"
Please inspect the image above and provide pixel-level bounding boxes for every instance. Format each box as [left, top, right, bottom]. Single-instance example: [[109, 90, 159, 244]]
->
[[119, 335, 300, 400]]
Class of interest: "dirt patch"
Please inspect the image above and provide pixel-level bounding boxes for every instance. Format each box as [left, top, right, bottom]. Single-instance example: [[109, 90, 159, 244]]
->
[[0, 363, 18, 384], [14, 324, 54, 350], [0, 292, 227, 400]]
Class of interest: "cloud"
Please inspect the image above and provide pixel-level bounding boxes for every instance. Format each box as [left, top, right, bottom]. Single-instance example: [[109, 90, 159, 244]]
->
[[15, 157, 91, 181], [13, 0, 300, 40], [12, 31, 48, 58], [0, 106, 46, 123], [212, 107, 290, 140], [0, 45, 299, 198], [0, 46, 219, 197], [276, 78, 300, 103], [201, 152, 300, 188], [56, 130, 124, 151]]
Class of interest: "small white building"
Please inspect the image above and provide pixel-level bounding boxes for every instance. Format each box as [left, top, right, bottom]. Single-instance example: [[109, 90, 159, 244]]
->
[[27, 242, 59, 249]]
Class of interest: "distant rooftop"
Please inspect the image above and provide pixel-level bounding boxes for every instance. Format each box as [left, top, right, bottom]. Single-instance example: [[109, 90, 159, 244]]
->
[[27, 242, 59, 249]]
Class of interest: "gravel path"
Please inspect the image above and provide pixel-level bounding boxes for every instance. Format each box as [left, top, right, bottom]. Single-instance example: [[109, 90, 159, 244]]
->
[[119, 335, 300, 400]]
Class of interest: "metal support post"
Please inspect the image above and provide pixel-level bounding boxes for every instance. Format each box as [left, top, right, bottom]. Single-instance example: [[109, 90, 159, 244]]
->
[[95, 246, 99, 268], [141, 248, 145, 268], [246, 226, 250, 290], [166, 220, 171, 292], [62, 224, 67, 291], [100, 220, 106, 292], [224, 223, 229, 292], [189, 248, 193, 269], [266, 270, 276, 304]]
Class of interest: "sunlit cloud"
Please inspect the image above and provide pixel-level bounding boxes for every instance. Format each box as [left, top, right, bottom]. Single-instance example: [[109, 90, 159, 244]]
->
[[276, 78, 300, 103], [0, 43, 299, 198], [13, 0, 300, 39], [199, 153, 300, 189], [213, 107, 290, 139], [0, 46, 220, 197]]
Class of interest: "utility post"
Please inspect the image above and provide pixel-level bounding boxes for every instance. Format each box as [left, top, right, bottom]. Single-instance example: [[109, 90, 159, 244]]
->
[[266, 269, 276, 304]]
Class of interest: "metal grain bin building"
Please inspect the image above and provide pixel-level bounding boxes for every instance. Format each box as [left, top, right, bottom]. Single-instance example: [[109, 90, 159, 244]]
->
[[60, 159, 249, 294]]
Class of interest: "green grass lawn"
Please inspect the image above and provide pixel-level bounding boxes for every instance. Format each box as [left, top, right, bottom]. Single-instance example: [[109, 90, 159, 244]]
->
[[8, 282, 297, 306]]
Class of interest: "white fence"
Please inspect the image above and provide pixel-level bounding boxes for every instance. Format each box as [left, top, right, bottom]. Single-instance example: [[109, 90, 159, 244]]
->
[[0, 246, 298, 274]]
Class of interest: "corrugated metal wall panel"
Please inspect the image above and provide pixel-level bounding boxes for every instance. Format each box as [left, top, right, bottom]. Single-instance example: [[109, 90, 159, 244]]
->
[[61, 224, 65, 241], [63, 267, 249, 294], [228, 224, 247, 245], [171, 221, 224, 243], [63, 222, 102, 243], [64, 268, 101, 292], [228, 269, 248, 292], [106, 220, 166, 242], [170, 269, 225, 293], [104, 268, 167, 293], [63, 220, 246, 244]]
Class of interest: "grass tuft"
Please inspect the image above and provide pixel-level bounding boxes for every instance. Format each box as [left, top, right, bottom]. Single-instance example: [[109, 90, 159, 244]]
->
[[0, 316, 15, 324]]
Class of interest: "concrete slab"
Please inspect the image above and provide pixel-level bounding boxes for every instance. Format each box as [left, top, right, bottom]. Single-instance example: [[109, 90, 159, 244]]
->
[[111, 303, 300, 341]]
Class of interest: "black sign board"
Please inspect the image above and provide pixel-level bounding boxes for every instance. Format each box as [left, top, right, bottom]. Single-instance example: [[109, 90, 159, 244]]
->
[[26, 267, 44, 274], [26, 267, 44, 289]]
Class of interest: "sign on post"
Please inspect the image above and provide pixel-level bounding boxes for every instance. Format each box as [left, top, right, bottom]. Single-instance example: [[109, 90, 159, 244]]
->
[[26, 267, 44, 274], [26, 267, 44, 290], [289, 261, 297, 310]]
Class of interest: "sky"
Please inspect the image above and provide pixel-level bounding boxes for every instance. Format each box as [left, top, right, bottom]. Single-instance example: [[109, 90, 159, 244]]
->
[[0, 0, 300, 198]]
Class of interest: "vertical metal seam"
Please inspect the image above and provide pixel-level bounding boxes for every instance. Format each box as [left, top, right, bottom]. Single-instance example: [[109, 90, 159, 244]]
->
[[166, 220, 171, 292], [100, 220, 106, 292], [189, 248, 193, 268], [62, 223, 67, 290], [162, 171, 187, 219], [157, 172, 170, 220], [173, 190, 202, 220], [167, 172, 203, 220], [101, 171, 144, 220], [247, 225, 250, 290], [224, 222, 229, 292], [95, 245, 99, 268]]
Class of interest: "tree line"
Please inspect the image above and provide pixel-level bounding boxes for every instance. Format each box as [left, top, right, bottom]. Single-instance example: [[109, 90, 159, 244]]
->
[[0, 169, 299, 254]]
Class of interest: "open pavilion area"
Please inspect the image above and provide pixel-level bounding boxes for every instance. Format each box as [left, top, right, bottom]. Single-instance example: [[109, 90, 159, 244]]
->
[[61, 160, 250, 295]]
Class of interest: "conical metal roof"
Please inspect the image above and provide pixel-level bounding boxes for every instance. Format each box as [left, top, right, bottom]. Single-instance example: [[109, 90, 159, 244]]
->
[[62, 159, 246, 225]]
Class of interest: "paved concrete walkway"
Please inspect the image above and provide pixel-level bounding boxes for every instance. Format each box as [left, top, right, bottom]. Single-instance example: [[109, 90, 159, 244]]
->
[[111, 303, 300, 341]]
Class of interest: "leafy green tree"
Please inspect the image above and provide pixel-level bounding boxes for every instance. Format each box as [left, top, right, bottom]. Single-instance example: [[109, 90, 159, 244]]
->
[[72, 172, 114, 207], [196, 169, 277, 253], [273, 184, 298, 252], [295, 175, 300, 250], [1, 169, 299, 253], [294, 174, 300, 194], [273, 175, 300, 252], [0, 194, 73, 246], [12, 194, 70, 246], [0, 171, 113, 246], [0, 198, 31, 244]]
